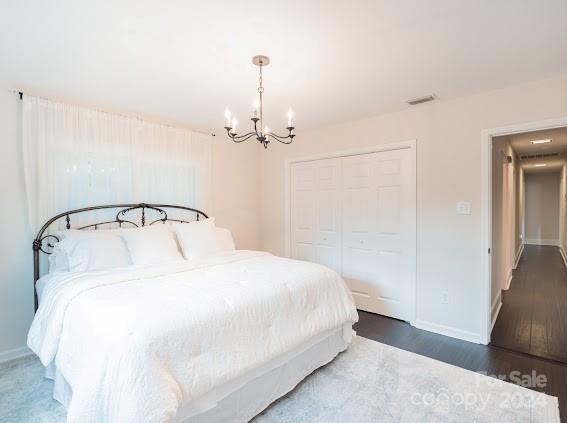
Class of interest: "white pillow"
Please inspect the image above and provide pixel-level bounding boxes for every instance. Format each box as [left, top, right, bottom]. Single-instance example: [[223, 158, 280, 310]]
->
[[48, 244, 70, 273], [120, 225, 183, 265], [216, 227, 236, 251], [174, 218, 228, 259], [51, 229, 131, 272]]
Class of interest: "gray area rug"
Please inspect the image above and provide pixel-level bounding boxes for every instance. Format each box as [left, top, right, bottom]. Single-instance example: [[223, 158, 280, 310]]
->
[[0, 337, 560, 422]]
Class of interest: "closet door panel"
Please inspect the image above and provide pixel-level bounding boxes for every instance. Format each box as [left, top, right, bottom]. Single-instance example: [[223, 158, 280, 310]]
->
[[316, 189, 340, 267], [315, 159, 342, 273], [291, 158, 342, 274], [291, 163, 317, 261], [377, 186, 401, 235], [341, 149, 414, 321], [374, 250, 403, 302], [341, 154, 377, 303]]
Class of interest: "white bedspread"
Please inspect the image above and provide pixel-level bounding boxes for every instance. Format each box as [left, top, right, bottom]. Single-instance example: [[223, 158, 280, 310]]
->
[[28, 250, 358, 423]]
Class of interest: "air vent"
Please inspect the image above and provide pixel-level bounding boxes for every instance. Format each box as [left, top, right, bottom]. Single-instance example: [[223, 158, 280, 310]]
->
[[519, 152, 559, 160], [407, 94, 437, 106]]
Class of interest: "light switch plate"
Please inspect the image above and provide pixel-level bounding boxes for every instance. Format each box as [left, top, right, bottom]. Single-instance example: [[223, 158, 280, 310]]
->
[[456, 201, 471, 215]]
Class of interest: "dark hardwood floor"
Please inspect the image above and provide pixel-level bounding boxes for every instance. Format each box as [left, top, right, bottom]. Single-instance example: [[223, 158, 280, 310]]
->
[[354, 310, 567, 422], [492, 245, 567, 363]]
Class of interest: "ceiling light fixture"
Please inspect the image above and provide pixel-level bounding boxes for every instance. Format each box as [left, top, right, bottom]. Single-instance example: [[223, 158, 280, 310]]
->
[[223, 55, 295, 149], [535, 164, 547, 167], [531, 139, 552, 144]]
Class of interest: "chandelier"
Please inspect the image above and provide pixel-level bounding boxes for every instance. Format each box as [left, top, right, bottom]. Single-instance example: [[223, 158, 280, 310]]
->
[[223, 55, 295, 149]]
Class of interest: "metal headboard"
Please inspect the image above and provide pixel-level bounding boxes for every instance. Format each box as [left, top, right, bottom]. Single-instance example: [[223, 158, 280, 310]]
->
[[32, 203, 208, 311]]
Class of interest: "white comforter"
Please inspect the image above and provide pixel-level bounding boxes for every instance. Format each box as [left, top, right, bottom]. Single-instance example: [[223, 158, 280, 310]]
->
[[28, 250, 358, 422]]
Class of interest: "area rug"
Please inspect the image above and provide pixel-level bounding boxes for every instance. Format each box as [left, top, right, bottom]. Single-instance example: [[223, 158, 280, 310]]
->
[[0, 336, 560, 422]]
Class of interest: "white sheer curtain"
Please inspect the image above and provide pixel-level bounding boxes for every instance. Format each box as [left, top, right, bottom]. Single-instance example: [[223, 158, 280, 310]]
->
[[22, 95, 211, 232]]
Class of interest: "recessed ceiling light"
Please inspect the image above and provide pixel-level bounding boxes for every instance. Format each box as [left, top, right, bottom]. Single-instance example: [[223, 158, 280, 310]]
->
[[535, 164, 547, 167], [531, 139, 552, 144]]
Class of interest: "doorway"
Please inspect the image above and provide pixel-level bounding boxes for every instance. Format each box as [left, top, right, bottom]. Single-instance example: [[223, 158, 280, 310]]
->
[[486, 124, 567, 362]]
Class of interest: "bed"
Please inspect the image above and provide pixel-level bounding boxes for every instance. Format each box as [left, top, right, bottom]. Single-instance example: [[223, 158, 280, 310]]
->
[[27, 203, 359, 422]]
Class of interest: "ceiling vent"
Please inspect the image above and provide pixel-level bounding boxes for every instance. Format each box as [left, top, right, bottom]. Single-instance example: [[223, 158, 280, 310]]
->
[[519, 152, 559, 160], [407, 94, 437, 106]]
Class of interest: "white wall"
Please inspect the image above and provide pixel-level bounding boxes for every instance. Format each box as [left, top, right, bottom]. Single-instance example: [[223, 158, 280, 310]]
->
[[516, 167, 525, 254], [490, 136, 518, 324], [211, 139, 260, 250], [260, 74, 567, 343], [0, 84, 34, 358], [524, 172, 560, 243], [0, 84, 261, 357], [490, 137, 504, 307]]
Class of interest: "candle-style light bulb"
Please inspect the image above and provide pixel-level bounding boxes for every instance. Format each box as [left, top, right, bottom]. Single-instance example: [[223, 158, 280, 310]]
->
[[287, 107, 294, 128], [231, 117, 237, 134], [264, 125, 270, 136], [224, 108, 232, 127], [253, 98, 260, 119]]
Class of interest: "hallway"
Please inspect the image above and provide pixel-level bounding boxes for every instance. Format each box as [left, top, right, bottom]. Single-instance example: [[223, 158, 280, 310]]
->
[[492, 245, 567, 363]]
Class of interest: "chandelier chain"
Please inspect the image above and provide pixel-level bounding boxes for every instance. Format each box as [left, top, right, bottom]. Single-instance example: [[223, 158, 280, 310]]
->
[[259, 63, 264, 135], [257, 62, 264, 93]]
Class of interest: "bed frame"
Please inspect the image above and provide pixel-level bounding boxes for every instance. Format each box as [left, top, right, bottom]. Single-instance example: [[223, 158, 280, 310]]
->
[[32, 203, 208, 311]]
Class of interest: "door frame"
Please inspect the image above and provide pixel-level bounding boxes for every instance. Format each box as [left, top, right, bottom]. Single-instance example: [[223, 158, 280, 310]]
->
[[480, 116, 567, 345], [285, 139, 417, 323]]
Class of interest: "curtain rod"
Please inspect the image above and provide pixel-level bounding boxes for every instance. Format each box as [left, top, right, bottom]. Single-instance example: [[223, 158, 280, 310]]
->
[[8, 89, 215, 137]]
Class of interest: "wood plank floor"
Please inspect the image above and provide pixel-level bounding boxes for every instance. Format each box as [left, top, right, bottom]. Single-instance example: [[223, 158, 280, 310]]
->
[[491, 245, 567, 363], [354, 310, 567, 422]]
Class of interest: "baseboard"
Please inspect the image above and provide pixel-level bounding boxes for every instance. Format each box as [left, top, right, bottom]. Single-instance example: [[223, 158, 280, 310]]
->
[[503, 268, 513, 291], [0, 346, 32, 364], [413, 319, 482, 344], [525, 238, 560, 246], [491, 292, 502, 332], [513, 244, 524, 269], [560, 246, 567, 269]]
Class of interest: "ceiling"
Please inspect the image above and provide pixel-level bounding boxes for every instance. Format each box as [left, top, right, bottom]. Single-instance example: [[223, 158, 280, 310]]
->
[[508, 127, 567, 173], [1, 0, 567, 133]]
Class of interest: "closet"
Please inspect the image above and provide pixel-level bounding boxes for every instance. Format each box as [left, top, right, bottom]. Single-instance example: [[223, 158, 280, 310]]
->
[[290, 145, 416, 321]]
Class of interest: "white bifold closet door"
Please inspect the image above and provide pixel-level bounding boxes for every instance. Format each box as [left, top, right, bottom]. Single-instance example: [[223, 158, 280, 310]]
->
[[290, 158, 342, 274], [291, 148, 415, 321]]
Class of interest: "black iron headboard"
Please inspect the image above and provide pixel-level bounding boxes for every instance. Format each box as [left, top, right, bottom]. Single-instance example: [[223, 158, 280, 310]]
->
[[32, 203, 208, 311]]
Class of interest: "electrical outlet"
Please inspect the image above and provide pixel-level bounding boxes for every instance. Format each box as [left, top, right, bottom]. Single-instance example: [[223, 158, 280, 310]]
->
[[441, 290, 449, 304]]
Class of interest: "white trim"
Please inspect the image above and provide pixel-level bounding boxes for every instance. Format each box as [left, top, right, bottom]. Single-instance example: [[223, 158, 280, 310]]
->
[[491, 291, 502, 332], [285, 140, 416, 165], [560, 246, 567, 269], [513, 243, 524, 269], [0, 346, 32, 364], [285, 140, 417, 324], [503, 268, 513, 291], [284, 160, 291, 258], [524, 238, 560, 246], [481, 116, 567, 345], [413, 319, 482, 344]]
